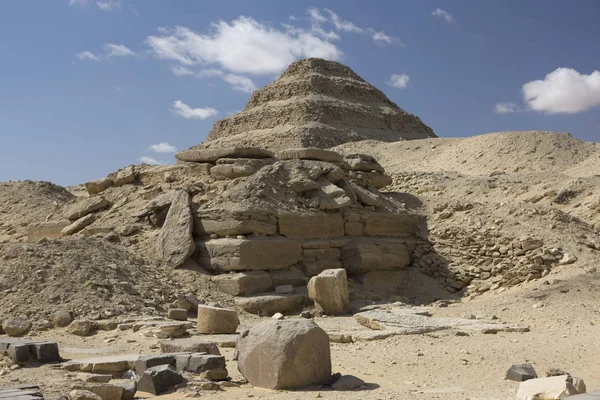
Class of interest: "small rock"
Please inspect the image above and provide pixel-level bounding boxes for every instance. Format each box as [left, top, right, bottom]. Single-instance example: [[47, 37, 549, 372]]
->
[[69, 390, 102, 400], [2, 317, 32, 337], [332, 374, 365, 390], [506, 363, 538, 382], [167, 308, 188, 321], [51, 310, 73, 327], [67, 320, 95, 336], [271, 313, 285, 320], [138, 365, 184, 395]]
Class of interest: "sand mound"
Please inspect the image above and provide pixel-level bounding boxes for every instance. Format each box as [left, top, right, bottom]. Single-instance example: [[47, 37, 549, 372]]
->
[[0, 238, 179, 323], [334, 131, 599, 177], [0, 181, 75, 242]]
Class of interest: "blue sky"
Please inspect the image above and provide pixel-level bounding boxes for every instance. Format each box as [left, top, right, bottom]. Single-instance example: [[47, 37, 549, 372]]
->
[[1, 0, 599, 186]]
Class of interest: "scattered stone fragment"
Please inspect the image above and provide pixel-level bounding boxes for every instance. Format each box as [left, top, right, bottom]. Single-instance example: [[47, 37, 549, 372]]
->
[[51, 310, 72, 328], [109, 380, 137, 400], [135, 354, 176, 375], [113, 166, 136, 186], [236, 319, 332, 389], [506, 363, 538, 382], [272, 313, 285, 320], [559, 253, 577, 265], [137, 364, 184, 395], [197, 305, 239, 334], [156, 190, 195, 268], [85, 177, 114, 195], [185, 354, 228, 380], [515, 375, 582, 400], [138, 322, 191, 339], [345, 154, 384, 173], [2, 317, 32, 337], [61, 214, 96, 236], [332, 374, 366, 390], [76, 373, 112, 383], [235, 292, 308, 316], [63, 197, 110, 220], [69, 389, 103, 400], [87, 383, 124, 400], [308, 269, 350, 316], [67, 320, 95, 337], [167, 308, 188, 321], [211, 271, 272, 296]]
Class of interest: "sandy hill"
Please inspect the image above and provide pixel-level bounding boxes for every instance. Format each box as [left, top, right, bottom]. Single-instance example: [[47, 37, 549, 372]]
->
[[335, 131, 599, 176], [193, 58, 435, 151]]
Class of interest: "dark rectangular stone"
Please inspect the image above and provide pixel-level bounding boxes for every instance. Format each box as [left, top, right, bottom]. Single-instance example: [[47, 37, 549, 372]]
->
[[32, 342, 60, 363]]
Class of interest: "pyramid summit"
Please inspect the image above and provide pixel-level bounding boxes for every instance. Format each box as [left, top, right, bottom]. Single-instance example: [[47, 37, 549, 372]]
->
[[197, 58, 436, 151]]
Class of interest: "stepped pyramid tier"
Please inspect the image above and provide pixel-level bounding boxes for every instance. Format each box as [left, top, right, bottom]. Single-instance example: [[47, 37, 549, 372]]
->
[[191, 58, 436, 152]]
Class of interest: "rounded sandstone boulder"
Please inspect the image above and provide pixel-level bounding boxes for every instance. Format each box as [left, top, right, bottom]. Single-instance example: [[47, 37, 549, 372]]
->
[[236, 319, 332, 389]]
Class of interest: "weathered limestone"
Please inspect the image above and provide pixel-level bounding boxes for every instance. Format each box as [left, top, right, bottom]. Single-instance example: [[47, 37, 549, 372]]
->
[[63, 197, 110, 220], [196, 237, 302, 272], [236, 319, 332, 389], [87, 384, 123, 400], [270, 269, 309, 287], [156, 190, 195, 268], [1, 317, 31, 337], [175, 147, 273, 163], [138, 365, 184, 395], [350, 183, 383, 207], [85, 177, 114, 195], [67, 320, 95, 336], [27, 220, 70, 242], [307, 269, 350, 315], [350, 171, 392, 189], [197, 305, 239, 334], [0, 338, 61, 363], [211, 271, 272, 296], [345, 154, 384, 173], [362, 212, 421, 237], [307, 178, 353, 210], [210, 158, 273, 179], [235, 292, 308, 316], [159, 338, 221, 355], [341, 238, 410, 273], [61, 214, 96, 236], [194, 218, 277, 237], [113, 166, 136, 186], [278, 213, 344, 240], [515, 375, 582, 400], [62, 355, 141, 373], [167, 308, 188, 321], [69, 389, 103, 400], [277, 148, 344, 163]]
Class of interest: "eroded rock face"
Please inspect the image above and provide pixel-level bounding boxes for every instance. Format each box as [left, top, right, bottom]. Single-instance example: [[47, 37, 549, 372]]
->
[[236, 319, 332, 389], [156, 190, 195, 268]]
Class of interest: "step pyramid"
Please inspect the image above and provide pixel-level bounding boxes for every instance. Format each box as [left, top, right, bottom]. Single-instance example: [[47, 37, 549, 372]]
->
[[197, 58, 436, 151]]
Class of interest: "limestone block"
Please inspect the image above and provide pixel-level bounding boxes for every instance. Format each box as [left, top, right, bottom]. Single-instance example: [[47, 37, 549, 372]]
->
[[159, 338, 221, 355], [138, 365, 184, 395], [85, 177, 114, 195], [194, 218, 276, 237], [235, 292, 308, 316], [277, 148, 343, 163], [341, 238, 410, 274], [156, 190, 195, 268], [278, 213, 344, 240], [175, 147, 273, 163], [362, 212, 422, 237], [113, 166, 135, 186], [345, 154, 385, 173], [269, 269, 308, 287], [61, 214, 96, 236], [211, 271, 272, 296], [197, 305, 239, 334], [197, 237, 302, 272], [350, 171, 392, 189], [308, 269, 350, 315], [28, 220, 70, 242], [63, 197, 110, 220]]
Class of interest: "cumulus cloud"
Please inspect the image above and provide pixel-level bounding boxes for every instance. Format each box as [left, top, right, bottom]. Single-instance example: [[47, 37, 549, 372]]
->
[[147, 18, 342, 76], [76, 51, 100, 61], [104, 43, 136, 57], [432, 8, 454, 23], [170, 67, 257, 93], [172, 100, 218, 120], [149, 142, 177, 153], [308, 8, 327, 24], [324, 9, 363, 33], [387, 74, 410, 89], [494, 102, 521, 114], [139, 156, 164, 165], [222, 74, 257, 93], [522, 68, 600, 114]]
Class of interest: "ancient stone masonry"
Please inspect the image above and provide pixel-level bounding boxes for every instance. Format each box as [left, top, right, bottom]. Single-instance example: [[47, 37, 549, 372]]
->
[[190, 58, 436, 152]]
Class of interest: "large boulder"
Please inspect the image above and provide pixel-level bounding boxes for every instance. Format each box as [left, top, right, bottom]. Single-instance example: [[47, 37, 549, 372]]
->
[[156, 190, 195, 268], [236, 319, 332, 389], [85, 177, 114, 195], [63, 197, 110, 220], [307, 269, 350, 316], [197, 305, 239, 334], [61, 214, 96, 236], [2, 317, 32, 337]]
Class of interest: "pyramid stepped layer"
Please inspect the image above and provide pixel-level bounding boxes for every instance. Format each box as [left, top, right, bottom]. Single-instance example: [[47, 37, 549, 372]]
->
[[200, 58, 435, 151]]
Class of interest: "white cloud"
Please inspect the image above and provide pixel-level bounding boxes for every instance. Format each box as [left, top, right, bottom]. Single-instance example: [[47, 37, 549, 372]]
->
[[147, 18, 342, 76], [369, 29, 395, 44], [223, 74, 257, 93], [76, 51, 100, 61], [324, 9, 363, 33], [494, 102, 521, 114], [172, 100, 218, 120], [387, 74, 410, 89], [432, 8, 455, 23], [171, 65, 195, 76], [68, 0, 88, 5], [96, 0, 121, 11], [149, 142, 177, 153], [104, 43, 136, 57], [139, 156, 164, 165], [522, 68, 600, 114], [308, 8, 327, 24]]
